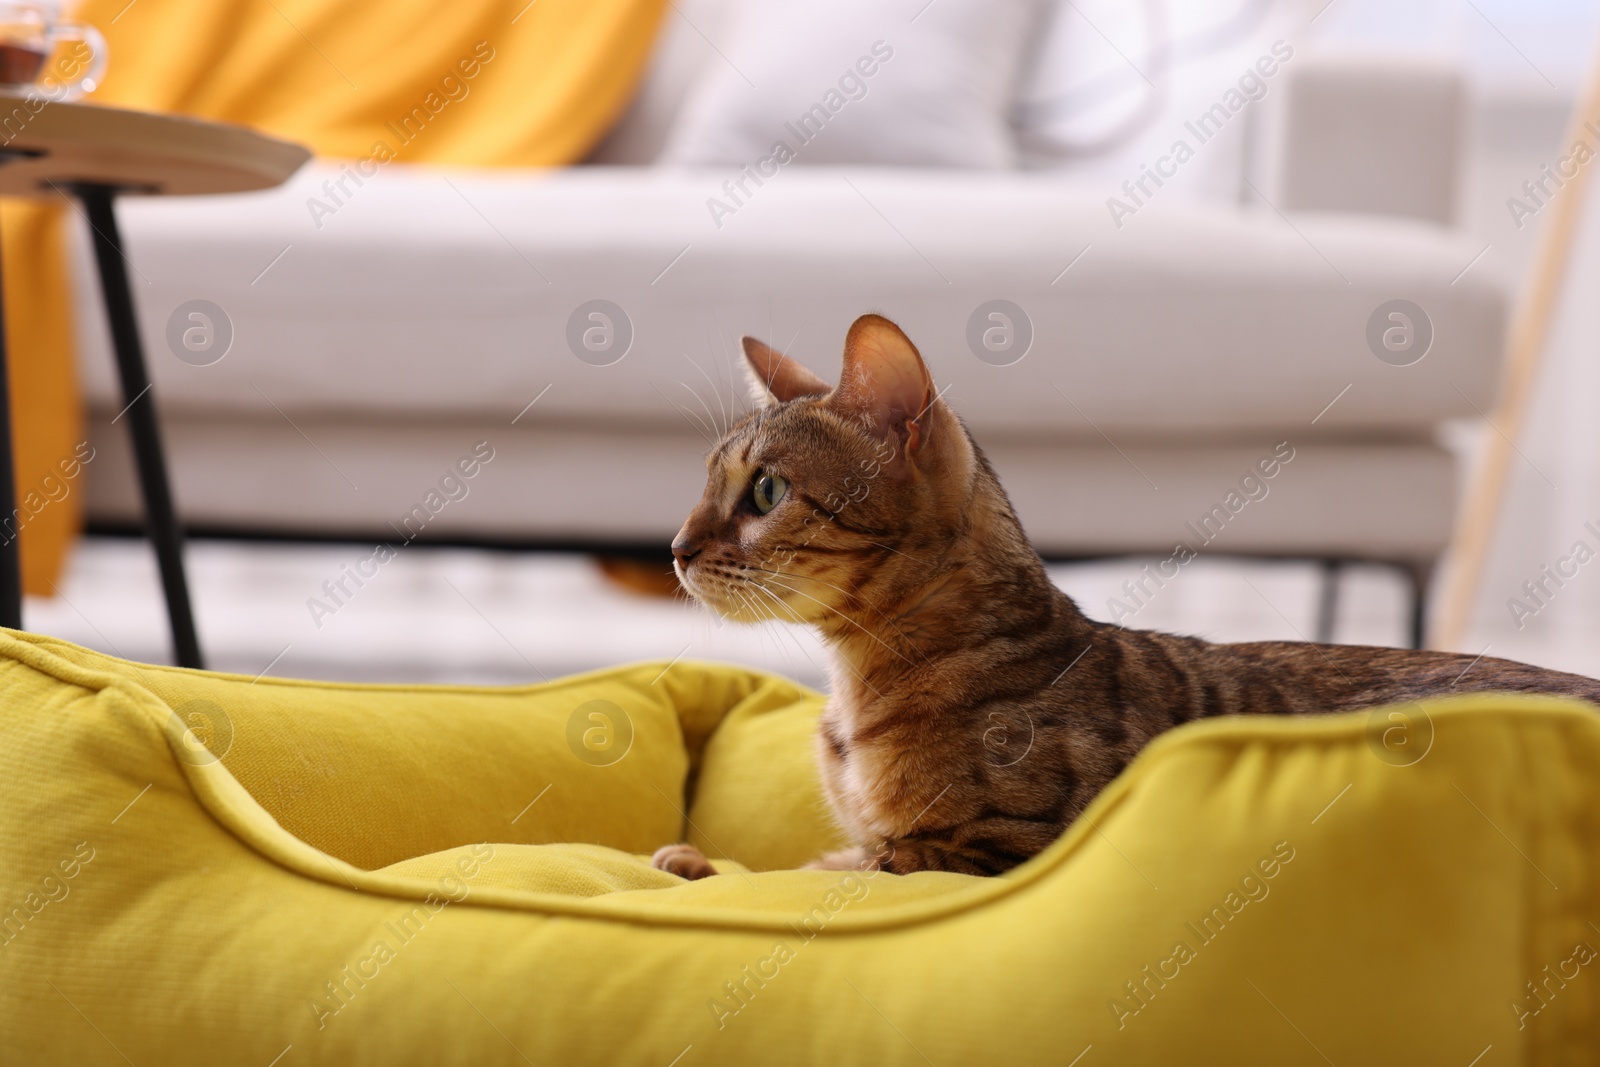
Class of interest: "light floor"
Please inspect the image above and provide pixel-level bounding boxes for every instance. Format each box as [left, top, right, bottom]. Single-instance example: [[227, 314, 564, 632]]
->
[[25, 537, 1420, 689]]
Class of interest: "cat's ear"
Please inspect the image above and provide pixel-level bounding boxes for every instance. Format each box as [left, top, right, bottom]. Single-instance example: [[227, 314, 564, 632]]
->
[[741, 336, 832, 407], [832, 315, 936, 463]]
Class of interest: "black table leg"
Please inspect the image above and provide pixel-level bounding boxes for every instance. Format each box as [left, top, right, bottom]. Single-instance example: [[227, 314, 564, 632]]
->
[[0, 206, 21, 630], [1313, 558, 1340, 645], [76, 183, 203, 669], [1406, 560, 1432, 652]]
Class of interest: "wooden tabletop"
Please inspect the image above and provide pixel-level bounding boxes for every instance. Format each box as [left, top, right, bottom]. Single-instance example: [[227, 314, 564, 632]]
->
[[0, 94, 309, 197]]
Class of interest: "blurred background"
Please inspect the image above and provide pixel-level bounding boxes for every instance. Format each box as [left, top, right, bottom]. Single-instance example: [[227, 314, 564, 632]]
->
[[12, 0, 1600, 688]]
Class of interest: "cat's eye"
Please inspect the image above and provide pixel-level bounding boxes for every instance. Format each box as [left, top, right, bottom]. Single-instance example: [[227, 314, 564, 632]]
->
[[752, 471, 788, 514]]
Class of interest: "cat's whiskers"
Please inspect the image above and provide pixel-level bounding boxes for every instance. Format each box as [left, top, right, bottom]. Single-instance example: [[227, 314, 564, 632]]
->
[[714, 587, 813, 688], [748, 580, 885, 699], [728, 585, 764, 624], [709, 318, 745, 429], [754, 570, 914, 666], [684, 354, 732, 438], [741, 577, 794, 621], [866, 539, 933, 567], [743, 582, 840, 682], [678, 379, 726, 442], [651, 383, 717, 446], [718, 572, 775, 627], [752, 559, 867, 606], [750, 563, 923, 660], [702, 571, 751, 621], [727, 582, 829, 686]]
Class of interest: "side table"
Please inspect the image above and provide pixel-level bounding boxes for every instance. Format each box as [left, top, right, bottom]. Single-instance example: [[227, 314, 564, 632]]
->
[[0, 94, 308, 667]]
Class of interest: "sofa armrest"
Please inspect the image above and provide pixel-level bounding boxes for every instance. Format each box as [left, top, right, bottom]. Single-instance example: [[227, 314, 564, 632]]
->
[[1270, 54, 1466, 225]]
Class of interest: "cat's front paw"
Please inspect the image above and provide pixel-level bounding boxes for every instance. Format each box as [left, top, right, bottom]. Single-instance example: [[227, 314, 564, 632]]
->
[[652, 842, 718, 880]]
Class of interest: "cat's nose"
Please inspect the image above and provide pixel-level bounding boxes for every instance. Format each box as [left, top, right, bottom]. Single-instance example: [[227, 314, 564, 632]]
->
[[671, 534, 702, 565]]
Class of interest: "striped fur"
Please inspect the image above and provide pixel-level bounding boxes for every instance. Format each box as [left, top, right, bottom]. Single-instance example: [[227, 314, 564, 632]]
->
[[652, 315, 1600, 880]]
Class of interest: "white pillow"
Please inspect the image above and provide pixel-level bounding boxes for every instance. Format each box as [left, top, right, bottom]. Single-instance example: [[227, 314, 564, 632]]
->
[[659, 0, 1051, 169], [1011, 0, 1308, 207]]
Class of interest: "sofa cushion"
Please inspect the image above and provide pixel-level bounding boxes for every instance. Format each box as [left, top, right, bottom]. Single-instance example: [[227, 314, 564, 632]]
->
[[1274, 55, 1465, 225], [83, 413, 1460, 558], [74, 163, 1504, 439]]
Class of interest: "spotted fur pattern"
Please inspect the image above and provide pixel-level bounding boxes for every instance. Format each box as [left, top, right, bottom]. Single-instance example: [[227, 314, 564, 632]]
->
[[650, 315, 1600, 879]]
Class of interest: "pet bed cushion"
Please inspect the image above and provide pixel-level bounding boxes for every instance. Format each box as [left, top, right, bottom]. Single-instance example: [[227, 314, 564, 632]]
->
[[2, 628, 1597, 1063]]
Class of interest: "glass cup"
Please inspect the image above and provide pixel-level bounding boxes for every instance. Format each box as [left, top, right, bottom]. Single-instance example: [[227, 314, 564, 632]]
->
[[0, 0, 106, 101]]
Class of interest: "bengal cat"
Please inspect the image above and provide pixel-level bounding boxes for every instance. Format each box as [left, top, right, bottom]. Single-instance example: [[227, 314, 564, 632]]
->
[[651, 314, 1600, 879]]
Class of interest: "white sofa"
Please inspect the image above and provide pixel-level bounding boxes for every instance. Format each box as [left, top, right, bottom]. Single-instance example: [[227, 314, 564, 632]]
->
[[71, 15, 1501, 643]]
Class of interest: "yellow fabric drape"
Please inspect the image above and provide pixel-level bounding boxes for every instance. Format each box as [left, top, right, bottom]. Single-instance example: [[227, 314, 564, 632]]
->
[[75, 0, 668, 165], [1, 201, 78, 595], [8, 0, 666, 593]]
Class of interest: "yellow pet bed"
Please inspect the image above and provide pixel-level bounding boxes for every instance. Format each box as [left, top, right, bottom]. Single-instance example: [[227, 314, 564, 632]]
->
[[1, 628, 1597, 1064]]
